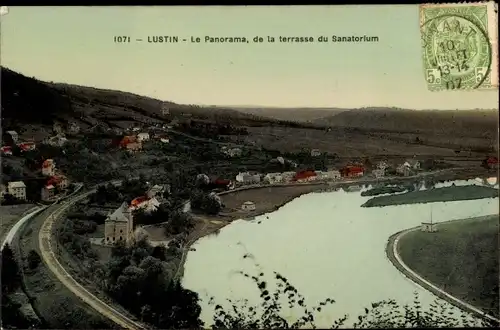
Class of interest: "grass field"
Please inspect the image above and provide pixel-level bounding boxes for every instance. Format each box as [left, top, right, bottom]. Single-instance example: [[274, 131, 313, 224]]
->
[[362, 185, 499, 207], [0, 204, 36, 244], [18, 209, 118, 329], [397, 215, 499, 318]]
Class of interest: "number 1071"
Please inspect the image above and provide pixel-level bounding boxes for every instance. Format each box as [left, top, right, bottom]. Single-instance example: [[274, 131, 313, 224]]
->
[[114, 36, 131, 43]]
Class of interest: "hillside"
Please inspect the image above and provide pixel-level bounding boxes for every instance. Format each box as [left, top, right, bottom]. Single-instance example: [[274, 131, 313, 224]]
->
[[0, 67, 283, 138], [2, 67, 497, 144], [313, 107, 498, 137], [230, 106, 347, 123]]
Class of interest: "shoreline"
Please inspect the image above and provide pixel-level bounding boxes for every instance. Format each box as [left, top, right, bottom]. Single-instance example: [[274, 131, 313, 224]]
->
[[175, 169, 495, 281], [385, 216, 500, 325]]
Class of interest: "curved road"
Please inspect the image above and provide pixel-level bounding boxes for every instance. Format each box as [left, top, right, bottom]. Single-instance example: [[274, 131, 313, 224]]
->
[[37, 184, 147, 330], [1, 184, 84, 251], [386, 220, 500, 325], [30, 170, 491, 328]]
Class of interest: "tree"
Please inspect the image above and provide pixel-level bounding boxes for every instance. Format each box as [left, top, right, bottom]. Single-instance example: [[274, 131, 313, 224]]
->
[[1, 244, 21, 294], [203, 194, 223, 215], [208, 268, 496, 329], [1, 193, 23, 205], [27, 249, 42, 270]]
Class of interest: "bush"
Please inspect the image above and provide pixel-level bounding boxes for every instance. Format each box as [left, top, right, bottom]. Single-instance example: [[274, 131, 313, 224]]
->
[[208, 260, 496, 329], [27, 250, 42, 270]]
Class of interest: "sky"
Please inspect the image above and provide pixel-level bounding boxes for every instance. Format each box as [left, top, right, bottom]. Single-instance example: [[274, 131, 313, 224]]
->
[[1, 5, 498, 109]]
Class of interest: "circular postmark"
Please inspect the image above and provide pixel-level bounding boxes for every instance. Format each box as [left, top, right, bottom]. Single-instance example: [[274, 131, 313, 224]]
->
[[421, 14, 492, 90]]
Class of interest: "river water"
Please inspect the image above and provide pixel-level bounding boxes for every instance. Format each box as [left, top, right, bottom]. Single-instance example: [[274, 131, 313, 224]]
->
[[182, 179, 499, 327]]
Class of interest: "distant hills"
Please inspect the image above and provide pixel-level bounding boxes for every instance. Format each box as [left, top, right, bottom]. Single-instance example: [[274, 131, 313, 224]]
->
[[230, 106, 347, 123], [312, 107, 498, 136], [1, 67, 497, 141]]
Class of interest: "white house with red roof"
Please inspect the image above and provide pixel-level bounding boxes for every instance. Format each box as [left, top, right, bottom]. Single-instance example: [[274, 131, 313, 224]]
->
[[18, 141, 36, 152], [42, 159, 56, 176], [129, 196, 160, 214], [1, 146, 13, 155]]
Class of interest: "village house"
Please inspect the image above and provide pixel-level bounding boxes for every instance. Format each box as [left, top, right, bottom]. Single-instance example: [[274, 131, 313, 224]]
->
[[310, 149, 322, 157], [104, 202, 134, 246], [396, 162, 412, 177], [7, 181, 27, 200], [293, 170, 317, 182], [41, 185, 56, 202], [235, 172, 261, 184], [6, 130, 19, 144], [241, 201, 256, 211], [18, 141, 36, 152], [324, 169, 341, 180], [47, 174, 69, 190], [486, 156, 499, 169], [146, 184, 169, 200], [406, 158, 421, 170], [129, 196, 160, 214], [126, 142, 143, 153], [42, 159, 56, 176], [221, 146, 242, 157], [280, 171, 297, 182], [263, 172, 283, 184], [1, 146, 13, 156], [119, 135, 137, 147], [377, 161, 389, 170], [340, 166, 364, 178], [137, 132, 150, 142], [47, 134, 67, 147], [209, 179, 235, 190], [372, 168, 385, 178]]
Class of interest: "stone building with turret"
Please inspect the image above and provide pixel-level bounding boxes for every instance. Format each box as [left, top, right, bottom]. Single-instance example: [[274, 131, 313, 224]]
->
[[104, 202, 134, 245]]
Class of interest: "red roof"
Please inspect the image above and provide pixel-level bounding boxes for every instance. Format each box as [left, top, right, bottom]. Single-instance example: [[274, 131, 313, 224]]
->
[[18, 142, 35, 151], [47, 174, 67, 185], [42, 159, 54, 168], [130, 196, 148, 207], [343, 166, 364, 172], [487, 157, 499, 164], [214, 179, 231, 185], [120, 136, 137, 147], [293, 170, 317, 181]]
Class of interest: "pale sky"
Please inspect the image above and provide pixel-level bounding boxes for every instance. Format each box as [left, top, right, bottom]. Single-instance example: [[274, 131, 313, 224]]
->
[[1, 5, 498, 109]]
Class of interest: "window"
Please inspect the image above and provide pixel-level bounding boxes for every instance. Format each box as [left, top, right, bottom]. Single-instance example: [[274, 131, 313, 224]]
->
[[113, 237, 115, 241], [106, 237, 109, 241], [119, 236, 123, 240], [120, 229, 123, 233]]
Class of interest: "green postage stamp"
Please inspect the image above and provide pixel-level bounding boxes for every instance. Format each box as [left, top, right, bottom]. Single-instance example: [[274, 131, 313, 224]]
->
[[420, 2, 498, 91]]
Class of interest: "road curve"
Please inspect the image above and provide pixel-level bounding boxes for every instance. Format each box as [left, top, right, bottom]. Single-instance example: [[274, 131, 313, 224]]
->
[[1, 206, 46, 250], [386, 221, 500, 325], [1, 184, 84, 251], [38, 187, 147, 330]]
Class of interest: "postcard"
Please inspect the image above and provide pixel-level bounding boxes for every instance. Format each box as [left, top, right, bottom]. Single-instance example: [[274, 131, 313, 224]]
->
[[1, 4, 498, 330]]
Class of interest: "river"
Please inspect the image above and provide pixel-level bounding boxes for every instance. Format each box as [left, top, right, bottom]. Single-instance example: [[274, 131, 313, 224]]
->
[[182, 179, 499, 327]]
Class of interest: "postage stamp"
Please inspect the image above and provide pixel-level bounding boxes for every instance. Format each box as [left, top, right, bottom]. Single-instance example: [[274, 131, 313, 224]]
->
[[420, 2, 498, 91]]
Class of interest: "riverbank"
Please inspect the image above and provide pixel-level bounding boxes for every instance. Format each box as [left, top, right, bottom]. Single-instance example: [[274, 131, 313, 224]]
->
[[386, 215, 500, 325], [174, 184, 328, 280], [176, 170, 494, 279], [363, 185, 498, 207]]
